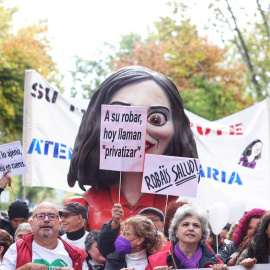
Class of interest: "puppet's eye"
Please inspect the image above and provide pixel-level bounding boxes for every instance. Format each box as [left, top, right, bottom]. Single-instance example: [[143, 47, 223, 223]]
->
[[147, 113, 167, 126]]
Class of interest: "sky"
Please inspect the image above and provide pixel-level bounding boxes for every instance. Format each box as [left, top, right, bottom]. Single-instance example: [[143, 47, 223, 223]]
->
[[3, 0, 267, 94], [4, 0, 173, 91]]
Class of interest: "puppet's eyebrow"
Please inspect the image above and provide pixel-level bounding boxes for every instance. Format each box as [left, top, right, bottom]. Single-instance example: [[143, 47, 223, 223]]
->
[[149, 106, 170, 112], [110, 101, 130, 106]]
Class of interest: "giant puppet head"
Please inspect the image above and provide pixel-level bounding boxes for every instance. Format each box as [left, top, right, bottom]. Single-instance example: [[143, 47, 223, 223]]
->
[[68, 66, 198, 191]]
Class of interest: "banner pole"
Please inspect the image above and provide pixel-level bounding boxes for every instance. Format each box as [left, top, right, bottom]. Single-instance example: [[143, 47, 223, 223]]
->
[[163, 195, 168, 226], [23, 186, 26, 201], [216, 234, 218, 255], [10, 185, 16, 201], [118, 171, 122, 204]]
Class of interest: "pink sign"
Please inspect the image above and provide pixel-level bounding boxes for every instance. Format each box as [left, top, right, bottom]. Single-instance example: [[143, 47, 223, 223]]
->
[[100, 105, 147, 172], [141, 154, 200, 197]]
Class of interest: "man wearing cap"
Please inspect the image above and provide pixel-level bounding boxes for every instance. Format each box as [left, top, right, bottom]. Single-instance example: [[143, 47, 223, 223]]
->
[[59, 202, 89, 250], [0, 201, 88, 270], [137, 207, 165, 233], [0, 201, 29, 238]]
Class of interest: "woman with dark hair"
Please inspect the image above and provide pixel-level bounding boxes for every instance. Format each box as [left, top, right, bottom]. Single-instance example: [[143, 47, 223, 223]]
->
[[238, 139, 263, 169], [146, 204, 226, 269], [219, 208, 266, 266], [0, 229, 12, 262], [236, 212, 270, 268], [67, 66, 198, 230], [164, 201, 189, 239]]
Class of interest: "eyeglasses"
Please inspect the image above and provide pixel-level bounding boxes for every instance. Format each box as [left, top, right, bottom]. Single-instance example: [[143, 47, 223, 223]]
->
[[33, 213, 59, 221], [120, 230, 136, 238], [148, 217, 162, 223], [60, 213, 78, 219]]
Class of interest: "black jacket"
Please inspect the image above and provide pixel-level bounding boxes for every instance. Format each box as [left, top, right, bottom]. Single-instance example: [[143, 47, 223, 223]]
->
[[219, 241, 238, 263], [98, 220, 120, 258], [0, 217, 15, 238], [104, 251, 126, 270]]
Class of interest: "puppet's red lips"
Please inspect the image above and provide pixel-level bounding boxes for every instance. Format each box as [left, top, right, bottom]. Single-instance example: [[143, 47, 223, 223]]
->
[[145, 141, 154, 151]]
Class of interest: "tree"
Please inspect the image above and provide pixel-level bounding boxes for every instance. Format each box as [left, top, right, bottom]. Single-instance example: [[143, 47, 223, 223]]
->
[[69, 33, 142, 99], [169, 0, 270, 100], [0, 3, 59, 144], [69, 6, 255, 120], [112, 18, 253, 119]]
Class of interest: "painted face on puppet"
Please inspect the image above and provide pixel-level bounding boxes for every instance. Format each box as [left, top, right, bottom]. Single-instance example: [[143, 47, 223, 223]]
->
[[110, 80, 174, 156]]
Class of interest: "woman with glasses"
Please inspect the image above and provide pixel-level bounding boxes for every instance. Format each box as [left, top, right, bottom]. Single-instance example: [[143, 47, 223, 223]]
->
[[105, 215, 166, 270]]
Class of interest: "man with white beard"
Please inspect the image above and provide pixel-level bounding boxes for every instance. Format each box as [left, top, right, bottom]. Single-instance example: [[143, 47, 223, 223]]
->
[[0, 202, 88, 270]]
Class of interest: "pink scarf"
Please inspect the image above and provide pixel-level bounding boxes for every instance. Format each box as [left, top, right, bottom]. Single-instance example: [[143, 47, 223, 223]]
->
[[174, 244, 202, 269]]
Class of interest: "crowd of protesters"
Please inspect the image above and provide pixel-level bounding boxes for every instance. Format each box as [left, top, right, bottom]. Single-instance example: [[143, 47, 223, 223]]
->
[[0, 192, 269, 269], [0, 165, 268, 270], [0, 66, 267, 269]]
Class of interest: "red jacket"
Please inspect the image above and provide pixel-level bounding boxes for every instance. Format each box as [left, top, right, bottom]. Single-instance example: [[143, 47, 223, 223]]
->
[[84, 185, 177, 230], [16, 233, 87, 270], [146, 244, 224, 270]]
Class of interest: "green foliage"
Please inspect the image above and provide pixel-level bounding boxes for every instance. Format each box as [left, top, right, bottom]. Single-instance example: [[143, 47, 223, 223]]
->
[[181, 77, 252, 120], [68, 2, 257, 121], [69, 32, 142, 98], [205, 0, 270, 99], [0, 4, 59, 144], [0, 174, 57, 210], [70, 51, 112, 99]]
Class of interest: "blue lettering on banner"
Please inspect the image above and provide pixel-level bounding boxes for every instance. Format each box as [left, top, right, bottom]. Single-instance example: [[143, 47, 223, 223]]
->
[[199, 165, 243, 185], [28, 138, 73, 160]]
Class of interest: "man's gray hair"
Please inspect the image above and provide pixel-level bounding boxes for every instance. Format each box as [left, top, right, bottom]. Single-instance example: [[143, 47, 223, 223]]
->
[[14, 222, 32, 237], [169, 204, 209, 246]]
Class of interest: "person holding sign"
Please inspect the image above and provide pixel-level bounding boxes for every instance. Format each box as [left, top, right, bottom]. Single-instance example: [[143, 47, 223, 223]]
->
[[0, 170, 11, 195], [68, 66, 198, 230], [146, 204, 227, 270], [105, 215, 166, 270]]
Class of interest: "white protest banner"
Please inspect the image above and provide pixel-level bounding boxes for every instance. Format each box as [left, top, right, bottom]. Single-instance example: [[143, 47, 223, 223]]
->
[[23, 70, 88, 193], [23, 70, 270, 210], [100, 105, 147, 172], [141, 154, 200, 197], [0, 141, 28, 177], [186, 98, 270, 210]]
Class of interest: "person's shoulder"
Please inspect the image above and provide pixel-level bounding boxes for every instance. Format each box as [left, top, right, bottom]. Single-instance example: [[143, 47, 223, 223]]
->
[[148, 249, 170, 261], [59, 236, 87, 254], [61, 234, 67, 240], [0, 218, 12, 231], [147, 249, 170, 269]]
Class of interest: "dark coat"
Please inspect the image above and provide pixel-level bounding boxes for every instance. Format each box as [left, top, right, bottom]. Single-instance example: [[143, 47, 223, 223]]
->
[[146, 244, 223, 270], [98, 220, 120, 258], [104, 251, 126, 270], [219, 240, 238, 263], [0, 218, 15, 238]]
